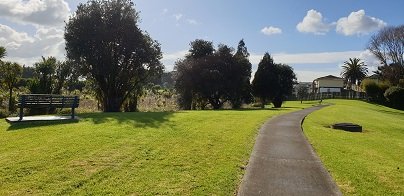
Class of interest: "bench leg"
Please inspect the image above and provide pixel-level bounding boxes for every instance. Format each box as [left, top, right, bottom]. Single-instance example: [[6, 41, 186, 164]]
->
[[71, 107, 75, 119], [19, 107, 23, 121]]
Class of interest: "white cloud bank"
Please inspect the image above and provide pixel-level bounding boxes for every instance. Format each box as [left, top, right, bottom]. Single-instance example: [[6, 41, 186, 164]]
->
[[261, 26, 282, 36], [297, 9, 386, 36], [296, 9, 333, 35], [0, 0, 70, 27], [336, 10, 386, 36], [0, 24, 65, 65], [0, 0, 70, 66]]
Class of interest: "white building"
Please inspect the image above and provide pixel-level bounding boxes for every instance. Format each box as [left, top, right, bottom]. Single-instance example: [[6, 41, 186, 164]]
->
[[312, 75, 344, 94]]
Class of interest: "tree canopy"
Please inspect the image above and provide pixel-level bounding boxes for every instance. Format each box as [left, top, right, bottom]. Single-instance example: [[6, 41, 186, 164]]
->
[[341, 58, 368, 88], [0, 46, 6, 60], [174, 39, 252, 109], [0, 61, 22, 112], [65, 0, 163, 112], [252, 53, 296, 108], [368, 25, 404, 85]]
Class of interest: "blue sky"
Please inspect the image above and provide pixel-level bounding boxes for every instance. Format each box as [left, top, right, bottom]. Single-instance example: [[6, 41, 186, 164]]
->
[[0, 0, 403, 81]]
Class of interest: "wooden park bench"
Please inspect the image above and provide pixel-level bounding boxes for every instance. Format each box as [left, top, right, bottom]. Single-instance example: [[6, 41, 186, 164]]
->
[[18, 94, 80, 121]]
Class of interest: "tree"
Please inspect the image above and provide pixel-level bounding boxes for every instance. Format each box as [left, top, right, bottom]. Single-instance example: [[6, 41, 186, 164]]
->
[[252, 53, 277, 108], [341, 58, 368, 89], [229, 39, 253, 108], [375, 63, 404, 86], [296, 84, 309, 103], [175, 39, 253, 110], [0, 46, 6, 59], [368, 25, 404, 85], [31, 56, 57, 94], [65, 0, 163, 112], [252, 53, 296, 108], [368, 25, 404, 66], [272, 64, 297, 107], [0, 61, 22, 112]]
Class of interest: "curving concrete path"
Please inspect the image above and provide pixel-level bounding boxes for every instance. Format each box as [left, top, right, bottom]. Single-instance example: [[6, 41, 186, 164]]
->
[[238, 105, 342, 196]]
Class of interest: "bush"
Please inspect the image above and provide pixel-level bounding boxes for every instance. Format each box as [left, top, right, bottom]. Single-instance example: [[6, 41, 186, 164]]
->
[[361, 79, 390, 103], [384, 86, 404, 110], [0, 109, 8, 118]]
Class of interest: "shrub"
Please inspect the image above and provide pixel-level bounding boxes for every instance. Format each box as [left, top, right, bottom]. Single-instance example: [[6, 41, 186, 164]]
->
[[384, 86, 404, 110], [361, 79, 390, 103], [0, 109, 8, 118]]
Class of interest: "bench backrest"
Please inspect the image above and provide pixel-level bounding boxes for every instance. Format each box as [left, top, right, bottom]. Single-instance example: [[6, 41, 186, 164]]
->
[[18, 94, 80, 108]]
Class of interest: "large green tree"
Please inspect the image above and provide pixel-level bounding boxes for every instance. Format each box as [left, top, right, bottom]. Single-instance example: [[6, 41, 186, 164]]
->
[[0, 61, 22, 112], [252, 53, 277, 108], [341, 58, 368, 89], [65, 0, 163, 112], [252, 53, 296, 108], [175, 39, 252, 110], [229, 39, 253, 108]]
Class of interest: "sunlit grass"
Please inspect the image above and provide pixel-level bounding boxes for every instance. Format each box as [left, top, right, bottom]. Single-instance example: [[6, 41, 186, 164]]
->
[[0, 101, 315, 195], [303, 99, 403, 195]]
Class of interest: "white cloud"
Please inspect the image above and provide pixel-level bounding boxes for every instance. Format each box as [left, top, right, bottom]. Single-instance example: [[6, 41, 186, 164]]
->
[[336, 10, 386, 36], [249, 51, 364, 65], [0, 0, 70, 27], [0, 24, 65, 66], [187, 19, 198, 25], [261, 26, 282, 36], [162, 8, 168, 15], [296, 9, 333, 35], [174, 14, 183, 21]]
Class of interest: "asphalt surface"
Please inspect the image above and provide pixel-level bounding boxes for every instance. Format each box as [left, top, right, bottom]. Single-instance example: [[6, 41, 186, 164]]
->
[[238, 105, 342, 196]]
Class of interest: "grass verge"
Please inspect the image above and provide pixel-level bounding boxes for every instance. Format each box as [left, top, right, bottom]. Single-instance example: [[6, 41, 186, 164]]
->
[[303, 99, 403, 195], [0, 101, 315, 195]]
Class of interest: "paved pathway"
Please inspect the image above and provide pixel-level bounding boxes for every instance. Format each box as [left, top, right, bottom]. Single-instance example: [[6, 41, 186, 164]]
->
[[238, 105, 341, 196]]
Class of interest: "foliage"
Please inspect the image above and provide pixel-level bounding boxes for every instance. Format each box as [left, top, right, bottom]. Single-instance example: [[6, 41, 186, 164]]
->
[[22, 66, 35, 79], [65, 0, 163, 112], [303, 99, 404, 195], [375, 63, 404, 86], [174, 39, 252, 110], [0, 46, 6, 59], [341, 58, 368, 88], [384, 86, 404, 110], [252, 53, 297, 108], [0, 101, 313, 195], [361, 79, 389, 103], [229, 40, 253, 109], [32, 56, 57, 94], [0, 61, 23, 112], [296, 84, 309, 103], [368, 25, 404, 66], [252, 53, 276, 108], [368, 25, 404, 85]]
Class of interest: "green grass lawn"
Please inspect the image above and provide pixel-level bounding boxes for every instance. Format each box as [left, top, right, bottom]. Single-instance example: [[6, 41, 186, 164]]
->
[[303, 99, 403, 195], [0, 101, 315, 195]]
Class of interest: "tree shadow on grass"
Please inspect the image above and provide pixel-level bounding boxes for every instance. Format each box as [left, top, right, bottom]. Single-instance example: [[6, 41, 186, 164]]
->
[[7, 120, 79, 131], [374, 108, 404, 116], [80, 111, 175, 129]]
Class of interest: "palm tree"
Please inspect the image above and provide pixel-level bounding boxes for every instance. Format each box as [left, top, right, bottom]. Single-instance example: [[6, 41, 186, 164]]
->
[[341, 58, 368, 98]]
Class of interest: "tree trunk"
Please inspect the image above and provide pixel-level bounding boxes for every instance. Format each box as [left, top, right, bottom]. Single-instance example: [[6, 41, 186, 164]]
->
[[8, 87, 13, 112], [260, 97, 266, 108], [272, 96, 283, 108], [103, 96, 123, 112], [124, 97, 138, 112]]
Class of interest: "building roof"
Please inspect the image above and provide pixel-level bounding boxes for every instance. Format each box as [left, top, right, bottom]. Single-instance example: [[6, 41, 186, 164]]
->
[[314, 75, 343, 81]]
